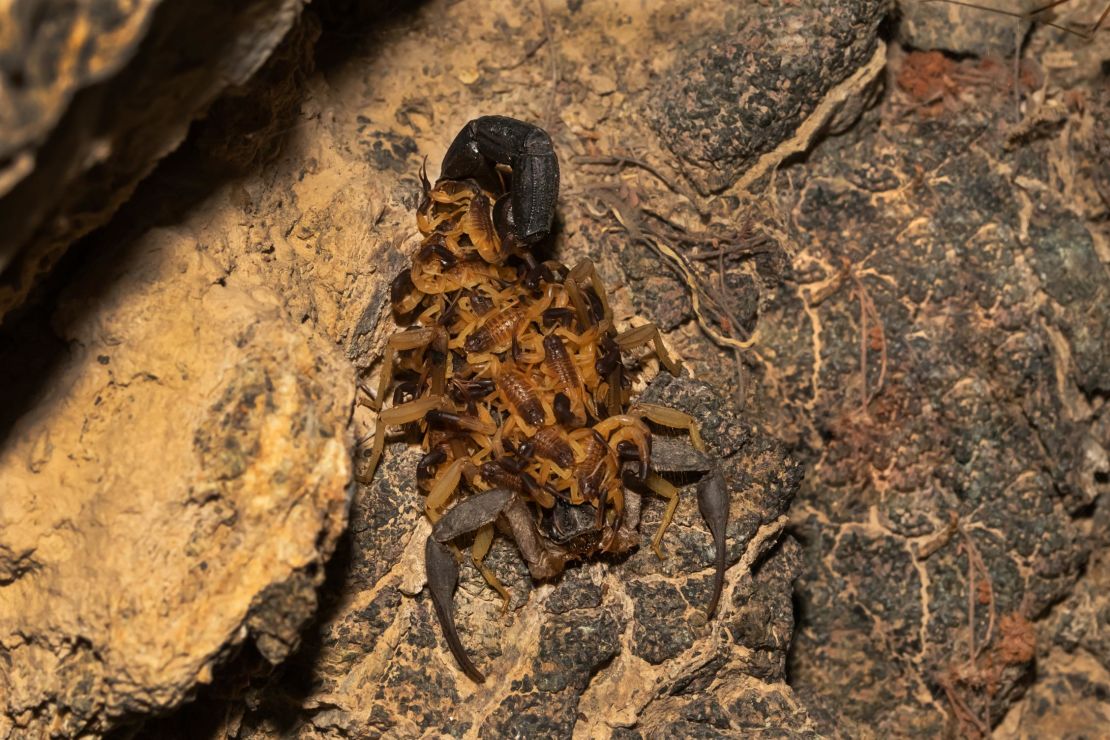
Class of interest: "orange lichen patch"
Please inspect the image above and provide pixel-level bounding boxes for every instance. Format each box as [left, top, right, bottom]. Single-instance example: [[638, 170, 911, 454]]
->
[[948, 56, 1043, 96], [894, 49, 1044, 116], [976, 578, 992, 606], [997, 612, 1036, 665], [896, 50, 957, 104]]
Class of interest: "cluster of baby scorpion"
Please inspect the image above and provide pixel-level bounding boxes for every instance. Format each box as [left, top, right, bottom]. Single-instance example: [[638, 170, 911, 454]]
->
[[363, 116, 730, 683]]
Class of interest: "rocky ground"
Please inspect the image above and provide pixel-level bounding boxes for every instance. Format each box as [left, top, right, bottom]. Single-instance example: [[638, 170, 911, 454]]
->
[[0, 0, 1107, 737]]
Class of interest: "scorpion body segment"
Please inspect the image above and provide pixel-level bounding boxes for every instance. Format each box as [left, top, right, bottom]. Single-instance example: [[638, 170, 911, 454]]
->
[[464, 303, 528, 354], [496, 369, 549, 428], [527, 425, 575, 469]]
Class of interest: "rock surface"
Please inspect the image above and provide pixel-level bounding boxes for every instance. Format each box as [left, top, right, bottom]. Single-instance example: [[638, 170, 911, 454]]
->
[[757, 38, 1110, 740], [1, 0, 1108, 736], [0, 0, 308, 320], [0, 223, 354, 735], [897, 0, 1031, 58], [650, 0, 886, 194]]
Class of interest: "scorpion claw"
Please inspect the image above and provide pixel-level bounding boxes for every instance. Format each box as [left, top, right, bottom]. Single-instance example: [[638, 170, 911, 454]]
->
[[696, 468, 730, 618], [649, 435, 712, 475], [440, 115, 559, 249], [425, 537, 486, 683], [432, 488, 515, 543]]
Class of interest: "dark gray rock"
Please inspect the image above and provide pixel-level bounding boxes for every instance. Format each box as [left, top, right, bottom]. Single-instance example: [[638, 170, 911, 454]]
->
[[649, 0, 886, 194]]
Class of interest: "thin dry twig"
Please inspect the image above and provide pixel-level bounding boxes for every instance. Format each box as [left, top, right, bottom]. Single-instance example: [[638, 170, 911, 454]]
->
[[940, 674, 991, 738], [585, 186, 760, 352], [536, 0, 559, 131], [803, 255, 890, 413], [937, 522, 1000, 738], [847, 268, 888, 411], [573, 154, 699, 203], [913, 511, 960, 560], [926, 0, 1109, 38], [574, 155, 671, 186], [963, 529, 996, 663]]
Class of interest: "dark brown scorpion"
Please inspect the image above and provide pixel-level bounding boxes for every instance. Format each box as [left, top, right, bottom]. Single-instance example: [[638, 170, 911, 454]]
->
[[364, 115, 731, 682]]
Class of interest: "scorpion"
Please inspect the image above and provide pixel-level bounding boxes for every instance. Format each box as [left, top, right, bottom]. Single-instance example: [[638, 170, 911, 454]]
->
[[363, 115, 731, 683]]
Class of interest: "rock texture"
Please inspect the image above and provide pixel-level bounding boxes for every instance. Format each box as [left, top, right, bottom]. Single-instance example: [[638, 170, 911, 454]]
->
[[650, 0, 886, 194], [0, 0, 308, 320], [2, 0, 1108, 736], [0, 224, 354, 735], [768, 43, 1109, 735], [897, 0, 1031, 58]]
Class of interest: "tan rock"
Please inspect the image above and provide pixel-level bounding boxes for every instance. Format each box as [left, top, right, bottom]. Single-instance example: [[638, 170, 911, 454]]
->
[[0, 226, 354, 736], [0, 0, 308, 320]]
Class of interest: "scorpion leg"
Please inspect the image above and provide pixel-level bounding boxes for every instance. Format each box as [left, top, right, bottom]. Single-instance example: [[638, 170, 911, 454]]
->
[[425, 458, 468, 522], [696, 468, 729, 618], [361, 395, 444, 484], [440, 116, 559, 248], [425, 537, 485, 683], [472, 524, 512, 611], [621, 412, 723, 613], [370, 328, 442, 412], [632, 402, 705, 451], [563, 273, 596, 331], [642, 473, 681, 560], [567, 259, 613, 325], [616, 324, 683, 376]]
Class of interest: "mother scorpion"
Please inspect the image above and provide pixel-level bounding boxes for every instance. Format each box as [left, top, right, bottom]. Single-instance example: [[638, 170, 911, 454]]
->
[[364, 115, 731, 683]]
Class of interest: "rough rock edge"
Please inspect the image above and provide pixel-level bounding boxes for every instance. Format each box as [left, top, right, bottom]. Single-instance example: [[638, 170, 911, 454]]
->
[[729, 42, 888, 195], [0, 0, 306, 320]]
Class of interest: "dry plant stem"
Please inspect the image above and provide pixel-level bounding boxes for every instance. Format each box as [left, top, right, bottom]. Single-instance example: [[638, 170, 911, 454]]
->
[[573, 154, 700, 203], [716, 241, 748, 407], [966, 534, 977, 666], [689, 242, 775, 261], [941, 676, 991, 738], [646, 230, 759, 351], [964, 529, 996, 663], [585, 187, 759, 352], [536, 0, 559, 132], [1012, 26, 1021, 122], [927, 0, 1109, 37], [858, 275, 869, 413], [805, 256, 888, 413], [849, 268, 887, 412], [939, 522, 1000, 737], [914, 511, 960, 561]]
